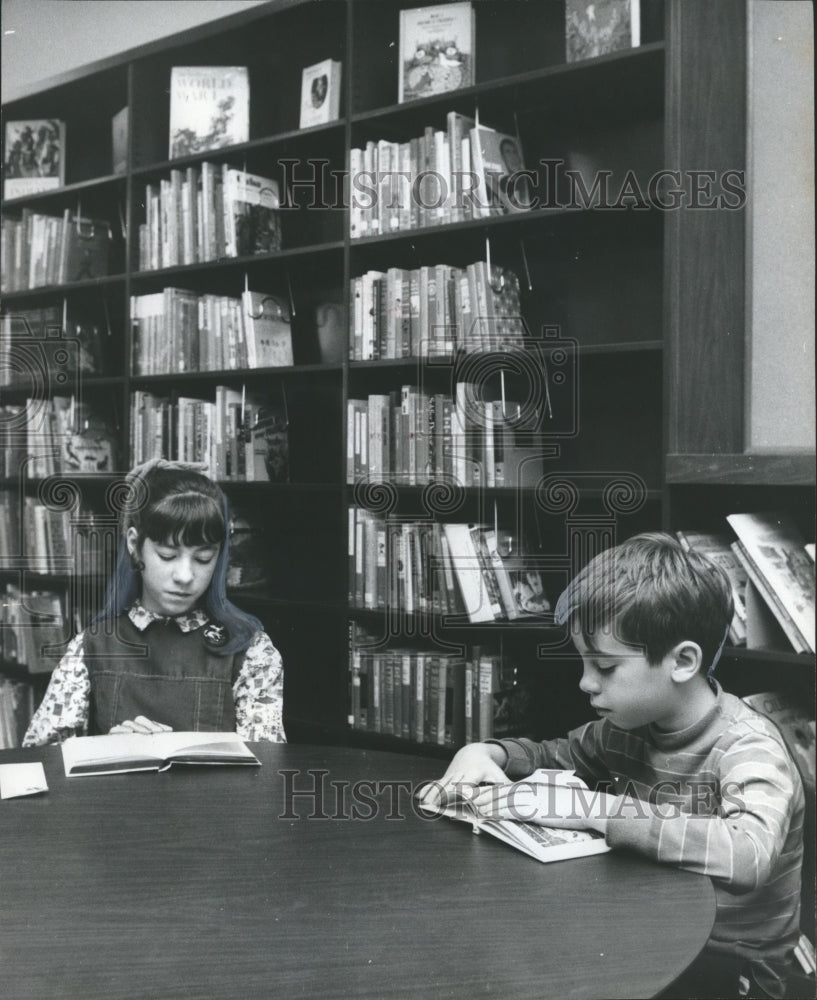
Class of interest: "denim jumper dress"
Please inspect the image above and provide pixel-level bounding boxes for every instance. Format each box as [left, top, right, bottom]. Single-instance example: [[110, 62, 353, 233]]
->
[[84, 613, 237, 734]]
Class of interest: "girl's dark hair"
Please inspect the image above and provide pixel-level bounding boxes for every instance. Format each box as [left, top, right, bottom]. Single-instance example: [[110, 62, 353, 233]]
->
[[94, 464, 264, 655]]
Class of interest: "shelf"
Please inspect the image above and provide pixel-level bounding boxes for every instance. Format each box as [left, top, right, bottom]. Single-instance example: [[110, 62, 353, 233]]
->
[[1, 275, 126, 302], [721, 646, 815, 668], [1, 174, 127, 209], [666, 453, 816, 487], [130, 363, 342, 386]]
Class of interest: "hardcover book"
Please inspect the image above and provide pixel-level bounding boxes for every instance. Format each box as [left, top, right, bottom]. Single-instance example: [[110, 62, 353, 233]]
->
[[299, 58, 342, 129], [3, 119, 65, 198], [169, 66, 250, 159], [61, 731, 260, 776], [418, 768, 611, 863], [470, 125, 532, 218], [726, 511, 815, 654], [241, 290, 293, 368], [59, 215, 112, 284], [222, 168, 282, 257], [565, 0, 641, 62], [398, 2, 475, 103]]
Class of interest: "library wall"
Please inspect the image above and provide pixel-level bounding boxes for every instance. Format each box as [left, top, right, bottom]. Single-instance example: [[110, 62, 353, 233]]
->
[[745, 0, 815, 451], [1, 0, 270, 102]]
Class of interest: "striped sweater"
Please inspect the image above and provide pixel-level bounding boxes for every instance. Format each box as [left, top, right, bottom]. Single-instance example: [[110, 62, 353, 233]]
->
[[494, 683, 804, 998]]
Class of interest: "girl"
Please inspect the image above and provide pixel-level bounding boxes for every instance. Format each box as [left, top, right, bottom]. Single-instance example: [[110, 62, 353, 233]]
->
[[23, 461, 285, 745]]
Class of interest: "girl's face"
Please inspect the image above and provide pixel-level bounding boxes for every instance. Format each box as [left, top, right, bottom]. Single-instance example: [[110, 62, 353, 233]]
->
[[127, 528, 219, 617]]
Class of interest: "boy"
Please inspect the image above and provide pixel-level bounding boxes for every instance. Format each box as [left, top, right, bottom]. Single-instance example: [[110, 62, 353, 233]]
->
[[419, 533, 804, 999]]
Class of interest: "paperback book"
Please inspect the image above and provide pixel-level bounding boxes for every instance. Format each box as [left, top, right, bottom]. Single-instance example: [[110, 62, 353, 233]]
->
[[242, 291, 293, 368], [3, 119, 65, 198], [169, 66, 250, 159], [223, 168, 282, 257], [419, 768, 611, 863], [299, 58, 342, 129], [470, 125, 532, 217], [398, 2, 475, 103], [61, 730, 260, 776]]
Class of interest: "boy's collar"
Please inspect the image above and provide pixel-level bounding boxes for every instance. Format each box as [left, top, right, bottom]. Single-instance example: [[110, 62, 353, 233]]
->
[[647, 680, 723, 750], [127, 601, 209, 633]]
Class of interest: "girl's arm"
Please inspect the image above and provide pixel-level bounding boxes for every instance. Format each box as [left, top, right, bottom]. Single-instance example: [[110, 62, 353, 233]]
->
[[21, 634, 91, 746], [232, 631, 286, 743]]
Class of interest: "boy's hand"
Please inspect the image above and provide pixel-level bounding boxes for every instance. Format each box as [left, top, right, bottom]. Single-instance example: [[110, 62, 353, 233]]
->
[[109, 716, 173, 735], [416, 742, 508, 811], [471, 780, 615, 834]]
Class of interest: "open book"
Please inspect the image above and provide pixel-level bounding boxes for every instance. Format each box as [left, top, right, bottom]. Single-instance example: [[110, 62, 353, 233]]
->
[[61, 731, 260, 777], [420, 768, 611, 863]]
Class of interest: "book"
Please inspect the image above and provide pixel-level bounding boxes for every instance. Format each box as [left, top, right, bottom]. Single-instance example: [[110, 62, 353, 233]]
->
[[675, 530, 748, 645], [242, 291, 293, 368], [59, 214, 112, 284], [726, 512, 815, 654], [419, 768, 611, 863], [222, 168, 282, 257], [743, 691, 815, 794], [565, 0, 641, 63], [111, 106, 129, 175], [299, 58, 342, 128], [61, 731, 260, 777], [469, 125, 532, 217], [169, 66, 250, 159], [3, 119, 65, 198], [398, 2, 475, 103]]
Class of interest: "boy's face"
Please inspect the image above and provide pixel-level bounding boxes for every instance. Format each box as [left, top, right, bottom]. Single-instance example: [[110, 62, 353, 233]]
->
[[572, 626, 678, 731]]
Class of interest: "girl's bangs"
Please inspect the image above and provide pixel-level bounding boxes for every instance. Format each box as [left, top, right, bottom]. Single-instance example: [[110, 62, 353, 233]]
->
[[144, 493, 225, 547]]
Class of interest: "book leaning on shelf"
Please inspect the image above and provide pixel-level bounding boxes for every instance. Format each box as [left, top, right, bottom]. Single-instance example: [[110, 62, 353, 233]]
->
[[3, 119, 65, 199], [565, 0, 641, 63], [398, 2, 475, 104], [299, 58, 342, 129], [169, 66, 249, 159], [61, 731, 260, 777], [418, 768, 611, 864], [727, 511, 815, 654]]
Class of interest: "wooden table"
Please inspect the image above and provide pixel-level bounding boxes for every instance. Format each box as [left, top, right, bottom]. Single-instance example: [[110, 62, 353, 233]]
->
[[0, 743, 715, 1000]]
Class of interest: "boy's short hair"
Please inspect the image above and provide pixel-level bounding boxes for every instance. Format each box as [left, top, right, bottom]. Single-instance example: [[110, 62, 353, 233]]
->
[[555, 532, 734, 669]]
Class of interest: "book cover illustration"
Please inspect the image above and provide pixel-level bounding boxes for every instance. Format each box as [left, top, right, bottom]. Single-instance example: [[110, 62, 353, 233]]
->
[[223, 168, 282, 257], [727, 511, 815, 654], [242, 290, 293, 368], [470, 126, 532, 217], [565, 0, 641, 63], [399, 2, 475, 103], [3, 119, 65, 198], [251, 403, 290, 483], [299, 58, 342, 129], [419, 768, 611, 863], [169, 66, 250, 159], [60, 215, 112, 283], [53, 398, 118, 473]]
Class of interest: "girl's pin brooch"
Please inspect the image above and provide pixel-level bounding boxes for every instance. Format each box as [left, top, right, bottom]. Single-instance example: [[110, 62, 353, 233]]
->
[[202, 622, 228, 649]]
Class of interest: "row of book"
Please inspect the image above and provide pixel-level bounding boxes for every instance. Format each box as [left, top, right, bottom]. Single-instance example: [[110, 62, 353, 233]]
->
[[131, 287, 293, 375], [131, 388, 289, 483], [1, 210, 112, 293], [0, 585, 67, 676], [677, 510, 814, 654], [350, 113, 530, 238], [13, 397, 118, 479], [138, 163, 282, 271], [350, 261, 527, 360], [0, 491, 119, 578], [348, 509, 551, 623], [0, 676, 34, 750], [349, 631, 530, 746], [0, 303, 104, 386], [348, 383, 544, 488]]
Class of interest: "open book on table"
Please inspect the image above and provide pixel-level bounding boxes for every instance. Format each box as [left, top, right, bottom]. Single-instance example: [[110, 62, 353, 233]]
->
[[420, 768, 611, 863], [61, 731, 260, 777]]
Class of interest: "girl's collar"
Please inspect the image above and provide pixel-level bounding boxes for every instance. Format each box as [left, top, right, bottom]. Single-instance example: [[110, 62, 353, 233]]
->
[[127, 601, 209, 633]]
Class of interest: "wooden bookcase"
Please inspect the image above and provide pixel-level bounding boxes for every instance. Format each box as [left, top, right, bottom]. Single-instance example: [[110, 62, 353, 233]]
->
[[1, 0, 813, 753]]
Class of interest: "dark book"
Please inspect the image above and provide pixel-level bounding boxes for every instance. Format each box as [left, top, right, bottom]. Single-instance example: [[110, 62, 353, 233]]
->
[[59, 215, 112, 284], [222, 168, 282, 257]]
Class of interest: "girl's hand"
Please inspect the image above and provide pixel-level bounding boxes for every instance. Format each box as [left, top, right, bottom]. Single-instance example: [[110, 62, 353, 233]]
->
[[109, 716, 173, 735], [416, 742, 509, 811]]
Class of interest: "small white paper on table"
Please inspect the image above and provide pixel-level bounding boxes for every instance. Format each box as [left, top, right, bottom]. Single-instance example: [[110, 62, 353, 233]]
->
[[0, 761, 49, 799]]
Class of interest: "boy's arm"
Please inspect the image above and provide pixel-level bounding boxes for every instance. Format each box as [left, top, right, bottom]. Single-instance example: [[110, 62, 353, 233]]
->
[[606, 727, 801, 893], [233, 631, 286, 743], [21, 633, 90, 746], [488, 721, 611, 787]]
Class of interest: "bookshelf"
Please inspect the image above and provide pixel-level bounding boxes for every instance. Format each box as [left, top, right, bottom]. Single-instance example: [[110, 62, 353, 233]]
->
[[1, 0, 813, 754]]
